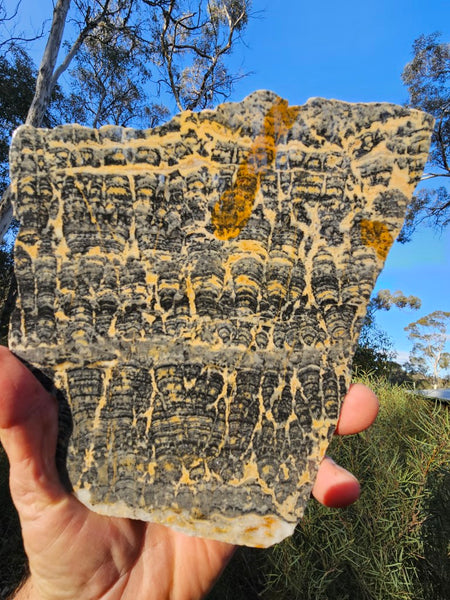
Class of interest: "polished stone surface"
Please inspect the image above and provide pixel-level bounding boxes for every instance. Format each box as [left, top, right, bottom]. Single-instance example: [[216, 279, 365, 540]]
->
[[9, 91, 433, 546]]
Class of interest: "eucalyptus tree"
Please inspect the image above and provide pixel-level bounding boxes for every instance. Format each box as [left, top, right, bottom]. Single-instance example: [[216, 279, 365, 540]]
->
[[405, 310, 450, 385], [400, 32, 450, 240]]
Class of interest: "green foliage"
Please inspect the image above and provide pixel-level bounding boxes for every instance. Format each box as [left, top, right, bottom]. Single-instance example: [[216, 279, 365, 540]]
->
[[56, 0, 252, 128], [353, 348, 413, 386], [150, 0, 250, 111], [371, 289, 421, 312], [402, 32, 450, 172], [208, 378, 450, 600], [0, 46, 36, 197], [62, 11, 169, 128], [0, 44, 37, 345], [353, 333, 396, 379], [400, 32, 450, 240], [399, 185, 450, 242], [0, 42, 64, 194]]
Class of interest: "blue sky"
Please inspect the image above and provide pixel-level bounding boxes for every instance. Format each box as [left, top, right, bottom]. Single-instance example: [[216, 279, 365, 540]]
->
[[4, 0, 450, 362]]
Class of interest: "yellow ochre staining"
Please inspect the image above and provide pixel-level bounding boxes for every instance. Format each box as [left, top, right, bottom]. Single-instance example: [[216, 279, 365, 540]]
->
[[212, 98, 300, 240], [359, 219, 393, 261]]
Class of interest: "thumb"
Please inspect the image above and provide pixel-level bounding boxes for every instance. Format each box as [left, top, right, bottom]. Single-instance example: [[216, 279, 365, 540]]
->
[[0, 346, 67, 516]]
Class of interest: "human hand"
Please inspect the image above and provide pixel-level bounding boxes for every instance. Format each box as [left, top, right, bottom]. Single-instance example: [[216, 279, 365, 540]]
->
[[0, 346, 378, 600]]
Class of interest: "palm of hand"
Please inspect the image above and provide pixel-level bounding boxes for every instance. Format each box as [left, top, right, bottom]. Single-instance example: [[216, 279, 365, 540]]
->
[[22, 500, 233, 599]]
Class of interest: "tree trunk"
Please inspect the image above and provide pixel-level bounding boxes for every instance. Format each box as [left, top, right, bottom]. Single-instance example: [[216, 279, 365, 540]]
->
[[26, 0, 71, 126], [0, 187, 13, 240]]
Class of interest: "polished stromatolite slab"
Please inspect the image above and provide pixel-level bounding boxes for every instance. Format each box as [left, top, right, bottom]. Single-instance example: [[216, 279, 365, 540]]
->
[[9, 91, 433, 546]]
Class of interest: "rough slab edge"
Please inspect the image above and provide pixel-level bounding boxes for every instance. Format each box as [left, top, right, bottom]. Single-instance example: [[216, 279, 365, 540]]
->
[[9, 89, 431, 141], [76, 488, 297, 548]]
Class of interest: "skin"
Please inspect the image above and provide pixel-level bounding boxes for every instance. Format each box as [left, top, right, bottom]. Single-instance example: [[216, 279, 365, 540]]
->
[[0, 346, 379, 600]]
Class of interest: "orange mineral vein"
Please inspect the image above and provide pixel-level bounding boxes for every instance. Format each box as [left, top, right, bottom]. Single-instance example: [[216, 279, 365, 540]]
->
[[212, 98, 300, 240]]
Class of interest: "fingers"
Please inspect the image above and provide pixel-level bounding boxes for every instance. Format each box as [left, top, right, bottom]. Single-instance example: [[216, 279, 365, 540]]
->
[[335, 383, 379, 435], [312, 383, 379, 507], [312, 456, 360, 507], [0, 347, 67, 512]]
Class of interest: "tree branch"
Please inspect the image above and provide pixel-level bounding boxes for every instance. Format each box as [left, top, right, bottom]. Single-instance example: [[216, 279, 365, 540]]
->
[[50, 0, 120, 88], [436, 114, 450, 173], [159, 0, 183, 110], [184, 3, 246, 110], [421, 172, 450, 180], [0, 0, 47, 50]]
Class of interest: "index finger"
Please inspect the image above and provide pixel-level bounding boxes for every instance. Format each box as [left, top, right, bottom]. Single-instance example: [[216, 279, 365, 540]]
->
[[334, 383, 379, 435]]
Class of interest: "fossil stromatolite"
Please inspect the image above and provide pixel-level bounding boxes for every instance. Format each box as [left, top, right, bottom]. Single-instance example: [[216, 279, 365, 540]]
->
[[8, 91, 433, 547]]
